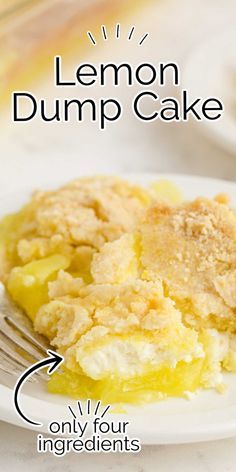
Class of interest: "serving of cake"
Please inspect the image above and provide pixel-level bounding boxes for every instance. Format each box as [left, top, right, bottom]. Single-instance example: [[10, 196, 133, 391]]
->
[[0, 176, 235, 404]]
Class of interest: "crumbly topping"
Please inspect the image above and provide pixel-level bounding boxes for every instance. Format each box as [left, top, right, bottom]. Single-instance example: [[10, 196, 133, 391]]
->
[[140, 197, 236, 331], [31, 176, 150, 248], [91, 233, 140, 283], [36, 273, 184, 346], [35, 272, 203, 377]]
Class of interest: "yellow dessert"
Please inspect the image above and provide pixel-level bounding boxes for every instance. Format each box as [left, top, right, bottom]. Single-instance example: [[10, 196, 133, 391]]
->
[[0, 176, 235, 404]]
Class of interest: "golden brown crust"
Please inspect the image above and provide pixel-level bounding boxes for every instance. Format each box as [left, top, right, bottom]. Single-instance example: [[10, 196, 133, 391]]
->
[[140, 197, 236, 332], [31, 176, 150, 248]]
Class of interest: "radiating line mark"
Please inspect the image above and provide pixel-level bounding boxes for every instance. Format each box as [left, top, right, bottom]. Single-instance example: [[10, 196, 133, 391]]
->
[[101, 404, 111, 418], [94, 400, 101, 416], [128, 26, 135, 40], [101, 25, 107, 40], [77, 400, 83, 416], [87, 399, 91, 415], [87, 31, 96, 45], [68, 405, 77, 419], [116, 23, 120, 39], [139, 32, 149, 45]]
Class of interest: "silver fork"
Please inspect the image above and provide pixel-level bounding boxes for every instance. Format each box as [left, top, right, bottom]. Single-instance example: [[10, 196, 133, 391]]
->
[[0, 282, 50, 382]]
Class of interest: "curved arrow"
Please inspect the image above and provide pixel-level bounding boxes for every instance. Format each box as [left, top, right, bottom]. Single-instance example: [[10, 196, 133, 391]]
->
[[13, 349, 64, 427]]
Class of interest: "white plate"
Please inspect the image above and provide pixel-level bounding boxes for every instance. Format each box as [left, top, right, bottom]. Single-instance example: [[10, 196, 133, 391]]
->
[[183, 30, 236, 155], [1, 173, 236, 445]]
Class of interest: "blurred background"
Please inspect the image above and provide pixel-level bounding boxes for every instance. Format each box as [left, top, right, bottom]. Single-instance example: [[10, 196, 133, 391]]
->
[[0, 0, 236, 191]]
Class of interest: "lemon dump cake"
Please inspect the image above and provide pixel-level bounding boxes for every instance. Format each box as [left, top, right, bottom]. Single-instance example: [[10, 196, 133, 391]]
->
[[0, 176, 235, 404]]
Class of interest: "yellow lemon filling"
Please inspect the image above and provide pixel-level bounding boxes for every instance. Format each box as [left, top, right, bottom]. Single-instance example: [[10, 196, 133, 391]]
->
[[48, 359, 204, 404]]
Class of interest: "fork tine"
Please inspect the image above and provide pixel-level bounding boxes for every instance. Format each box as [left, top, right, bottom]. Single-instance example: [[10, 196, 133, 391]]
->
[[0, 282, 50, 380], [1, 317, 45, 361], [0, 348, 25, 373], [0, 367, 37, 383], [3, 318, 50, 379], [0, 337, 47, 380], [5, 316, 48, 354], [0, 348, 37, 382], [0, 332, 33, 369]]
